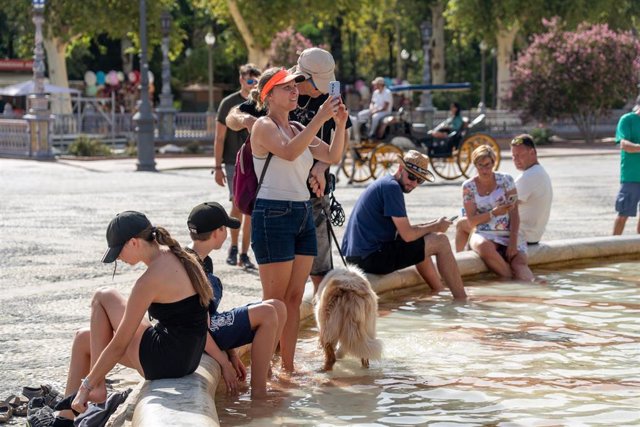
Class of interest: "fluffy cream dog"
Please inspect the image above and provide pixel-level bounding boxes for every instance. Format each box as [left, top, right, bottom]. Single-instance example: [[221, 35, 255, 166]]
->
[[314, 266, 382, 371]]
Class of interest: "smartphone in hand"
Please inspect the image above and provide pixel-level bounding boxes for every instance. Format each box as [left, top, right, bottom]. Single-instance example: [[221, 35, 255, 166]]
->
[[328, 81, 340, 98], [507, 195, 518, 204], [448, 215, 459, 222]]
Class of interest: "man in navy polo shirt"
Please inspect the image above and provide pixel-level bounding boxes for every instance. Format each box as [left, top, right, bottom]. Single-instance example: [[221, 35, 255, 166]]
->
[[342, 150, 467, 300]]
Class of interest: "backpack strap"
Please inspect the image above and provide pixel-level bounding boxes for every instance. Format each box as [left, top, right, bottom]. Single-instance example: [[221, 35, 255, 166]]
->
[[254, 151, 273, 201]]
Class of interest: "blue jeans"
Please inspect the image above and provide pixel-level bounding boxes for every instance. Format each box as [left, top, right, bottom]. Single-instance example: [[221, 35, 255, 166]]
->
[[251, 199, 317, 264]]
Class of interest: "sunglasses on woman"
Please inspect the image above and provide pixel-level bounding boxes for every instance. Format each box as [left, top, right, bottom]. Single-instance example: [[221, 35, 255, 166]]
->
[[407, 172, 424, 184]]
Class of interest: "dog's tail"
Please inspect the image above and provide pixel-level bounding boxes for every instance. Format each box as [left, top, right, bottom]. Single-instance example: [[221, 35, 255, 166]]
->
[[338, 293, 383, 361]]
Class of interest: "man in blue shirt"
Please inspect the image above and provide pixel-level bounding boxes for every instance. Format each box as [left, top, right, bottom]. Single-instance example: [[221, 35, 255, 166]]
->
[[342, 150, 467, 300]]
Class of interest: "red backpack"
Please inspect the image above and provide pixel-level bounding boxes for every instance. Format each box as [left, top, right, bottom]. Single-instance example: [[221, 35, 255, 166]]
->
[[233, 137, 273, 215]]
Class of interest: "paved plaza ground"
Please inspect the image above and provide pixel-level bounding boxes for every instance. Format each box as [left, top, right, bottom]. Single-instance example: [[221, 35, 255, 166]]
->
[[0, 142, 635, 407]]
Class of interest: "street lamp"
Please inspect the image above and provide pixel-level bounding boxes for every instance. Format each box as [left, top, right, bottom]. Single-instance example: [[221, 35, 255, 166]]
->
[[157, 10, 176, 141], [205, 32, 216, 113], [490, 47, 497, 109], [134, 0, 156, 171], [418, 20, 435, 128], [479, 41, 488, 114], [24, 0, 52, 159], [400, 49, 410, 80]]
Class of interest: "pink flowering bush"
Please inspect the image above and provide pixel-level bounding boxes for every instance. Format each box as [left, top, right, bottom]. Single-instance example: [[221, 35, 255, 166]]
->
[[508, 18, 640, 143], [268, 28, 314, 68]]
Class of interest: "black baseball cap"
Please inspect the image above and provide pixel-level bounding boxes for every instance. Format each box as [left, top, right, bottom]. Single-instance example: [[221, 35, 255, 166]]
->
[[188, 202, 241, 234], [102, 211, 152, 263]]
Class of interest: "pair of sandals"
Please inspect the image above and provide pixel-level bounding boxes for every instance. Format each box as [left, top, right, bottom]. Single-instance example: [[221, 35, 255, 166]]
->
[[0, 394, 29, 423]]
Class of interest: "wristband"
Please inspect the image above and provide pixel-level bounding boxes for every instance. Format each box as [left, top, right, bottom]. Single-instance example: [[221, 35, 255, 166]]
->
[[213, 166, 222, 170], [80, 377, 93, 391]]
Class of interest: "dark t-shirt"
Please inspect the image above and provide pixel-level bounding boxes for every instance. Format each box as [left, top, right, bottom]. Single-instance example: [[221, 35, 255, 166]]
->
[[341, 175, 407, 258], [217, 91, 249, 165]]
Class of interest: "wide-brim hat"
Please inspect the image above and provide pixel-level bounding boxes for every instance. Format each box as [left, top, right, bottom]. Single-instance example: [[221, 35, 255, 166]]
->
[[295, 47, 336, 94], [398, 150, 435, 182], [371, 76, 385, 85], [102, 211, 152, 263], [188, 202, 241, 234]]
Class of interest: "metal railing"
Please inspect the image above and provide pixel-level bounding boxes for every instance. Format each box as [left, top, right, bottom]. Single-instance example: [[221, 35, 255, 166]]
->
[[49, 112, 215, 146], [174, 112, 214, 140], [0, 119, 30, 156]]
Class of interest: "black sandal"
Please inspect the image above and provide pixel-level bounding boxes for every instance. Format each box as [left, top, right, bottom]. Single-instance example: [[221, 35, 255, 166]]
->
[[53, 392, 79, 416]]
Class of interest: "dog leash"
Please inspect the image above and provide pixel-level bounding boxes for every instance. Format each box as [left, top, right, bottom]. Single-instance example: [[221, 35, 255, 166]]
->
[[326, 219, 347, 267]]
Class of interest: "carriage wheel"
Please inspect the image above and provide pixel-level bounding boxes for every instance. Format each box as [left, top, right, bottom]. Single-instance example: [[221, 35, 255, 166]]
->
[[369, 144, 403, 179], [430, 155, 464, 180], [341, 143, 375, 183], [457, 133, 501, 178]]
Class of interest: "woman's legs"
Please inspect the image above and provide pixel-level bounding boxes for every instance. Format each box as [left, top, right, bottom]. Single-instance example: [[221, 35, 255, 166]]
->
[[58, 328, 91, 419], [262, 299, 287, 353], [258, 256, 313, 372], [280, 255, 313, 372], [59, 288, 151, 419], [510, 252, 534, 281], [470, 235, 512, 279], [258, 261, 295, 371], [89, 288, 150, 375]]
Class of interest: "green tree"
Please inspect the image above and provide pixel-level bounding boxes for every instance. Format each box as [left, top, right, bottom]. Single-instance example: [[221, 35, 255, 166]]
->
[[0, 0, 174, 112], [508, 19, 640, 143], [446, 0, 640, 109]]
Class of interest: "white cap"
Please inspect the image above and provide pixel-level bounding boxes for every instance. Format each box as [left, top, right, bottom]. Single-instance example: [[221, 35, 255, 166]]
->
[[295, 48, 336, 94]]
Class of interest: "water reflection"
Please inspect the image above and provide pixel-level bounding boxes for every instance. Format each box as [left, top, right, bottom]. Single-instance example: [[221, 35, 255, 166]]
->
[[217, 262, 640, 426]]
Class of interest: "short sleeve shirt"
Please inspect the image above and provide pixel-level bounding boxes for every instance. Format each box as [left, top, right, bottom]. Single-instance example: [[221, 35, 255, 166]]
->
[[462, 172, 516, 234], [217, 91, 249, 165], [615, 112, 640, 183], [342, 175, 406, 258], [372, 88, 393, 112], [516, 164, 552, 243]]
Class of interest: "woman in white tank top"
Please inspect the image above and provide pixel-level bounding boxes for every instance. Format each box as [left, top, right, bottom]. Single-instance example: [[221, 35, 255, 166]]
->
[[248, 67, 348, 373]]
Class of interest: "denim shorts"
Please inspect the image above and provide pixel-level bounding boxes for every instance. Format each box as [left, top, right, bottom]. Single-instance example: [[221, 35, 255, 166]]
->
[[251, 199, 317, 264], [615, 182, 640, 217]]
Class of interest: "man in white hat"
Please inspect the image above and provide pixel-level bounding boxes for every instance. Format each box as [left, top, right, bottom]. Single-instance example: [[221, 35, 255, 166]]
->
[[356, 76, 393, 139], [225, 47, 352, 294], [342, 150, 467, 300]]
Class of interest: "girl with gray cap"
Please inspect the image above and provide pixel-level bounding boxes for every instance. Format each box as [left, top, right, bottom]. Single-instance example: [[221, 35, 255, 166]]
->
[[53, 211, 212, 421]]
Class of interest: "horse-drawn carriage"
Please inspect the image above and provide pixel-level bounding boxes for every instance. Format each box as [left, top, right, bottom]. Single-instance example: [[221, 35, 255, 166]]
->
[[339, 83, 500, 183]]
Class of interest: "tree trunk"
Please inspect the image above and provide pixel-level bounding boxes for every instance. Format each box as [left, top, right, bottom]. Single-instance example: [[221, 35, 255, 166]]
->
[[227, 0, 269, 68], [395, 19, 402, 80], [430, 0, 446, 85], [330, 15, 344, 81], [495, 20, 519, 110], [121, 38, 133, 75], [43, 37, 72, 114]]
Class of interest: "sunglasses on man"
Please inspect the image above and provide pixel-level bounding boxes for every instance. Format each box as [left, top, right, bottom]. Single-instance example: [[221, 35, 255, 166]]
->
[[407, 171, 424, 185]]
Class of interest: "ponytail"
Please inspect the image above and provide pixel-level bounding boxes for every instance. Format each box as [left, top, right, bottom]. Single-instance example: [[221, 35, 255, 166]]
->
[[152, 226, 213, 307]]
